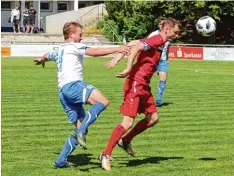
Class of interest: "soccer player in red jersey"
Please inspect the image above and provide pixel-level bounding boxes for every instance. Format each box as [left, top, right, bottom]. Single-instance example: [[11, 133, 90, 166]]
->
[[99, 18, 181, 171]]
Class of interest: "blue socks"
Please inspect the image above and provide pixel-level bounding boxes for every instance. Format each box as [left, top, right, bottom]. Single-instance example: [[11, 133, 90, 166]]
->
[[78, 102, 106, 134], [156, 80, 166, 103], [54, 103, 106, 165], [55, 133, 78, 166]]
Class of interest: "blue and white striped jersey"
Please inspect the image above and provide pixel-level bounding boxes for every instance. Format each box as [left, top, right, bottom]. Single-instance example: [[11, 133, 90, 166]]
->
[[47, 42, 87, 89]]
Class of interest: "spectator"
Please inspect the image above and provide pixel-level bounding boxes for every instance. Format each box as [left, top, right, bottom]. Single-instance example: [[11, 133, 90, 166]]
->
[[23, 7, 30, 33], [11, 5, 21, 33], [28, 5, 37, 34]]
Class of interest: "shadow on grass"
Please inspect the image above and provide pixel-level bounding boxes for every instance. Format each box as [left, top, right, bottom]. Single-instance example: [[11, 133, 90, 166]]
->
[[199, 157, 216, 161], [157, 102, 173, 107], [67, 153, 100, 172], [120, 156, 184, 167]]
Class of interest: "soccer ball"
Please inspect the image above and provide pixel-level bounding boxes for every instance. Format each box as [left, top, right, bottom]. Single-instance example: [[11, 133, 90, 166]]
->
[[196, 16, 216, 37]]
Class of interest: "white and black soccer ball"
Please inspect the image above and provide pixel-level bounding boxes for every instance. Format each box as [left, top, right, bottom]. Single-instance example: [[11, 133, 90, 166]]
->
[[196, 16, 216, 37]]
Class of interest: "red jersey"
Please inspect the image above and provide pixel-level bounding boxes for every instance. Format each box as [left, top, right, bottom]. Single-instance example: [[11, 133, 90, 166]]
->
[[128, 34, 165, 85]]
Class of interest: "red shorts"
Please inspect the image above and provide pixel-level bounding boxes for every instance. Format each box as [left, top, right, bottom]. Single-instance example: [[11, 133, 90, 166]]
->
[[120, 78, 157, 117]]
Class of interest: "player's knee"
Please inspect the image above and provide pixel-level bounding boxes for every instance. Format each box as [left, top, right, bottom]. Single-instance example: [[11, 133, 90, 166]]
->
[[121, 116, 134, 129], [121, 122, 133, 130], [159, 77, 167, 81], [159, 72, 167, 81], [152, 116, 159, 125], [100, 97, 109, 107], [146, 113, 159, 125]]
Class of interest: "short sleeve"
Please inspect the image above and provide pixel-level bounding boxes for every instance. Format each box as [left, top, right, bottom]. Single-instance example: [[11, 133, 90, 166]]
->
[[72, 43, 88, 55], [47, 47, 59, 61], [140, 34, 165, 51]]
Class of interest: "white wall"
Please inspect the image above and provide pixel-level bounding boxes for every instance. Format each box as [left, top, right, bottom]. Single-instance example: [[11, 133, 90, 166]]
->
[[45, 4, 106, 34], [45, 10, 81, 34]]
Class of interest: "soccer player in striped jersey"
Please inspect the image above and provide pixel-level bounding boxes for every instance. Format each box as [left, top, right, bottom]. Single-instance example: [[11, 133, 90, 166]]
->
[[148, 17, 171, 106], [34, 21, 130, 168]]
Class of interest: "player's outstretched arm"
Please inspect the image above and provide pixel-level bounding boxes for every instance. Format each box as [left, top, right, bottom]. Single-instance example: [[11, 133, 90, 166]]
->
[[33, 53, 49, 68], [116, 42, 144, 78], [105, 40, 140, 69], [86, 45, 130, 57], [105, 54, 124, 69]]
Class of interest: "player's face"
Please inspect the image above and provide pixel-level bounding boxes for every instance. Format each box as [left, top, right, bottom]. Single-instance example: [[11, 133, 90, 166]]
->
[[72, 27, 83, 42], [167, 25, 180, 40]]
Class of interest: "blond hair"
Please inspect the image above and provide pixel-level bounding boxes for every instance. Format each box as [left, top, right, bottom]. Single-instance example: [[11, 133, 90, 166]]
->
[[63, 21, 83, 40], [162, 17, 181, 29]]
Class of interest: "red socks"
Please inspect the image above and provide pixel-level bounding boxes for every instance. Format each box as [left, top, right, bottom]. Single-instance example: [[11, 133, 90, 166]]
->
[[123, 119, 153, 143], [103, 119, 155, 156], [103, 124, 127, 156]]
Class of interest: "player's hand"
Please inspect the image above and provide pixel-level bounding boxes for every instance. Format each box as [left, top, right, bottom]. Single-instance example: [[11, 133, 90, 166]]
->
[[34, 58, 45, 68], [105, 58, 119, 69], [118, 45, 131, 55], [116, 68, 130, 78]]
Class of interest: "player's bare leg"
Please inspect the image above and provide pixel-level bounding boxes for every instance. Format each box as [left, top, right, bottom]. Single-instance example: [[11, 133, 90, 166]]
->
[[77, 89, 109, 149], [159, 72, 167, 81]]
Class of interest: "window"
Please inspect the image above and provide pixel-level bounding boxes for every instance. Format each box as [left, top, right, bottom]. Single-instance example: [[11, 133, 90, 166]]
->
[[40, 1, 52, 11], [58, 2, 68, 11], [1, 1, 11, 10], [79, 3, 86, 8]]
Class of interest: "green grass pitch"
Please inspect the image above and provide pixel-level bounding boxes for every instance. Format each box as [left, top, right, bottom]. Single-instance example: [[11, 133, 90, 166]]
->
[[1, 57, 234, 176]]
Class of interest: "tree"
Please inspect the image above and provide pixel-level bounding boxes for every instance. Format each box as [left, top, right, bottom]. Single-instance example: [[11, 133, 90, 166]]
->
[[103, 0, 234, 44]]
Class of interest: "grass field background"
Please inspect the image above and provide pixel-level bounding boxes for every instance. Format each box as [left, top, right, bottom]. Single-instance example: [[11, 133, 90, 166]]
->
[[1, 57, 234, 176]]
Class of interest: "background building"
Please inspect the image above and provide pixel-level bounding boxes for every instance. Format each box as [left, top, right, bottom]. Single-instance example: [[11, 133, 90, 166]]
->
[[1, 0, 104, 32]]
